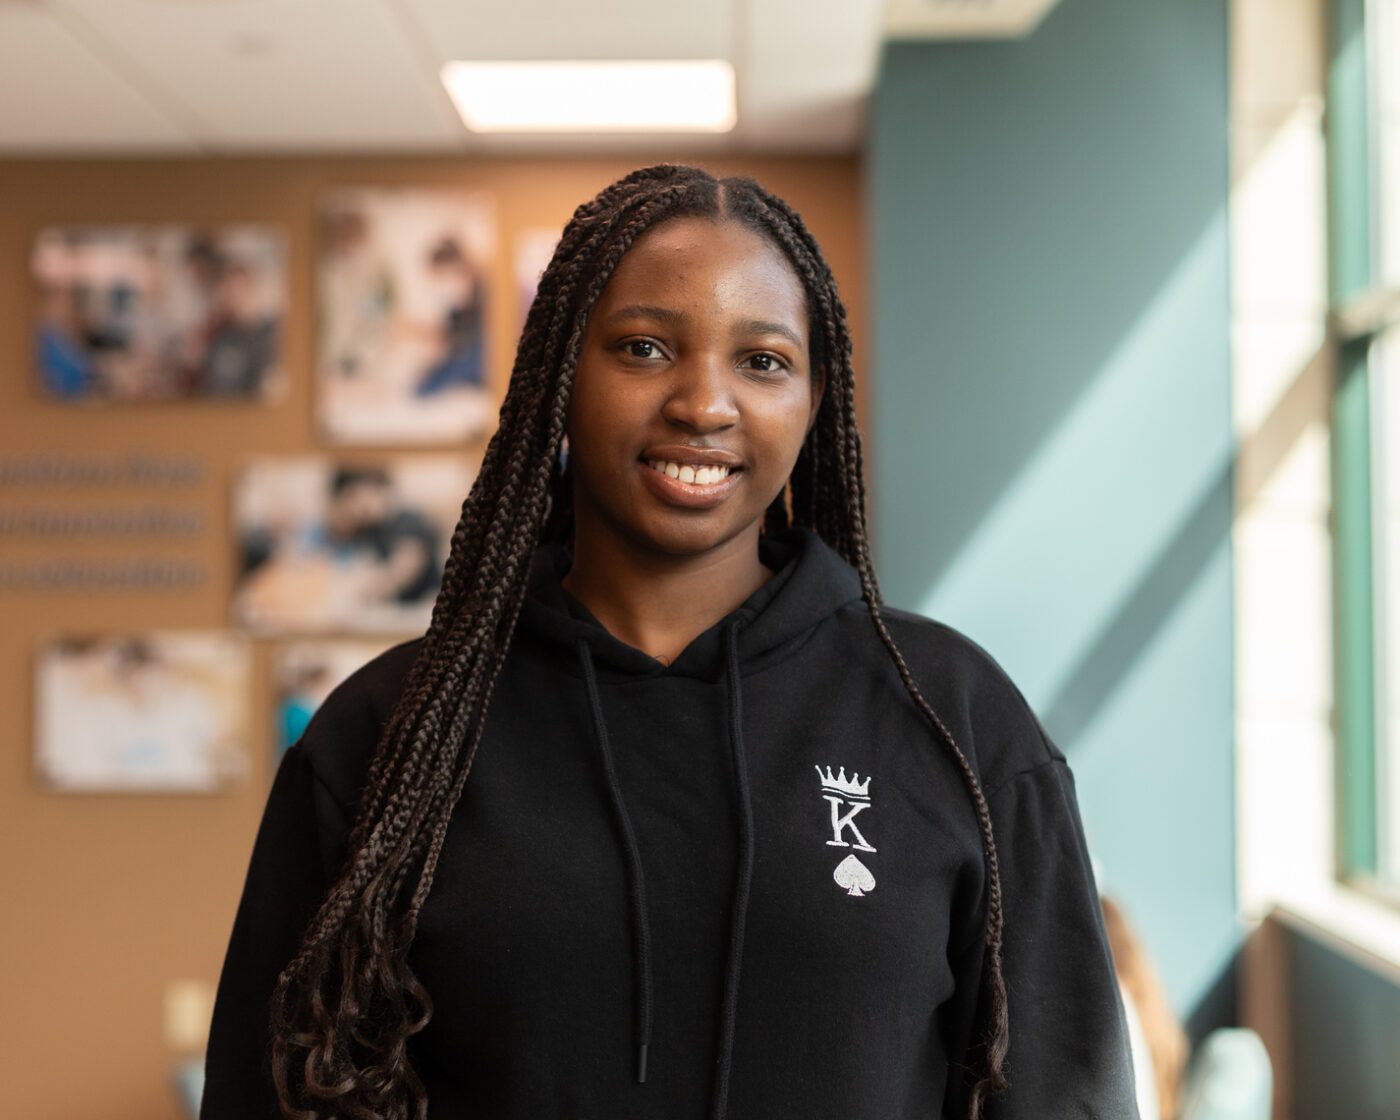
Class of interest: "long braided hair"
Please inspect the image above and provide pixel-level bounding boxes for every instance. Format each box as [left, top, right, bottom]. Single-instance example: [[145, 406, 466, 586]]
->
[[268, 162, 1009, 1120]]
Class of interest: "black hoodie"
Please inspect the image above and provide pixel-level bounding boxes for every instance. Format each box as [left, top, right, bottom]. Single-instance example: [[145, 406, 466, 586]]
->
[[202, 525, 1141, 1120]]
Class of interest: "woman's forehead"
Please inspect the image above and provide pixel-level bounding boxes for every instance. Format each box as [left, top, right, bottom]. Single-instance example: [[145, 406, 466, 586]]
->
[[598, 217, 807, 321]]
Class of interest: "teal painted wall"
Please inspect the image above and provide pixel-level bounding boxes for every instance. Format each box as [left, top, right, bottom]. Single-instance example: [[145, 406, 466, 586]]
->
[[869, 0, 1236, 1025]]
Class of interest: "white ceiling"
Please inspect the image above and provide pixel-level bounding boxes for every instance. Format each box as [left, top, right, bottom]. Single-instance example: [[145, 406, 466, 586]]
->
[[0, 0, 1060, 155]]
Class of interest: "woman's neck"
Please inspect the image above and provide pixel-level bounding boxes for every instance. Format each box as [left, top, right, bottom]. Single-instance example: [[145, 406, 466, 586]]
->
[[561, 522, 774, 665]]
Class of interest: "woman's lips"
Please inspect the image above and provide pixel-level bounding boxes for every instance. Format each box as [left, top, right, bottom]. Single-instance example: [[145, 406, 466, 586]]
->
[[637, 459, 744, 509]]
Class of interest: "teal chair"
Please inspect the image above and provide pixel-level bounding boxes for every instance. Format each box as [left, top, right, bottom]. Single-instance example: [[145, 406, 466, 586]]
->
[[172, 1056, 204, 1119], [1178, 1028, 1273, 1120]]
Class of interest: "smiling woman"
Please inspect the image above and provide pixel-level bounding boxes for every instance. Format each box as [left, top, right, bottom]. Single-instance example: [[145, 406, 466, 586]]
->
[[562, 216, 823, 648], [201, 163, 1141, 1120]]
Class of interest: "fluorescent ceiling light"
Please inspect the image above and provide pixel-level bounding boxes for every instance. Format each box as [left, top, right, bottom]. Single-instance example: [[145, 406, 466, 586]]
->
[[440, 60, 736, 133]]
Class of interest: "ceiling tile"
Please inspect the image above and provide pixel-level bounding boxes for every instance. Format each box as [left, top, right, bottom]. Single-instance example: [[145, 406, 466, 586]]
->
[[403, 0, 730, 61], [738, 0, 883, 150], [0, 0, 887, 153], [0, 4, 194, 151], [57, 0, 462, 149]]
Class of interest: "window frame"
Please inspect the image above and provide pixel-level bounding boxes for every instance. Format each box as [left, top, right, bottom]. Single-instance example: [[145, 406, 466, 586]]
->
[[1330, 0, 1400, 901]]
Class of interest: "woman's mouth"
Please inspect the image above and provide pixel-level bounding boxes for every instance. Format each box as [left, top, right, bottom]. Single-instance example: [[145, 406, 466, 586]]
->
[[637, 458, 745, 509], [644, 459, 735, 486]]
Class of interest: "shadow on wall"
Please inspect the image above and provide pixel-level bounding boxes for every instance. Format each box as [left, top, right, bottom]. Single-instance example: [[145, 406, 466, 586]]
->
[[870, 0, 1236, 1035]]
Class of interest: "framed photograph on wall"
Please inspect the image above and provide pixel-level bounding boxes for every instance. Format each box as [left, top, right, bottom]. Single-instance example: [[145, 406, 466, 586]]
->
[[270, 638, 410, 764], [34, 631, 252, 793], [232, 454, 477, 635], [31, 224, 287, 403], [316, 187, 497, 445]]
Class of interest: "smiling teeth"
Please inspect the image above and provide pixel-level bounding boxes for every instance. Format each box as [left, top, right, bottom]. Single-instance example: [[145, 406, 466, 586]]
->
[[647, 461, 733, 485]]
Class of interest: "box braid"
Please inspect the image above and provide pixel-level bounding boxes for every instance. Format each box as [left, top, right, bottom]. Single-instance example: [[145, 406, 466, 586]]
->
[[267, 163, 1007, 1120]]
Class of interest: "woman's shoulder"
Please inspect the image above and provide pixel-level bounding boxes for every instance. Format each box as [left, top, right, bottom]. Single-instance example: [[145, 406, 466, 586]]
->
[[834, 600, 1064, 797], [296, 636, 426, 814]]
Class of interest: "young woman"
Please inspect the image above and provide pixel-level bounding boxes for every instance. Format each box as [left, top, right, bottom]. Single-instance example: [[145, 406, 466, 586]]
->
[[202, 163, 1140, 1120]]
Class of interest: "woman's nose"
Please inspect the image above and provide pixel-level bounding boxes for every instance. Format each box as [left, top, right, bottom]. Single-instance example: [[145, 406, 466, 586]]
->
[[660, 355, 739, 432]]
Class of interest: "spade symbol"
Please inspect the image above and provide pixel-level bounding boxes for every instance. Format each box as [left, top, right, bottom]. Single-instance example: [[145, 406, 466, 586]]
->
[[833, 854, 876, 897]]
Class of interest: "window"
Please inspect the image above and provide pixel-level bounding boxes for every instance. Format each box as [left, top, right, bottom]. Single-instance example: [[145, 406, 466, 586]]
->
[[1332, 0, 1400, 899]]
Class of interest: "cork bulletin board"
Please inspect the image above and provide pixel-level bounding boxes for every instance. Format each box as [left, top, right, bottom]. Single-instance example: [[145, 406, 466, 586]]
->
[[0, 153, 866, 1119]]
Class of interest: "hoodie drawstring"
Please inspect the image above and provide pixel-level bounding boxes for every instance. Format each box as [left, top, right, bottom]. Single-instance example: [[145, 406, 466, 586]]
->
[[572, 620, 754, 1119], [576, 637, 654, 1085], [711, 619, 753, 1119]]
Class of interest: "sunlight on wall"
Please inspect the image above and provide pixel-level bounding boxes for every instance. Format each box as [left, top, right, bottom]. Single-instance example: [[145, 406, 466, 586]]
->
[[871, 0, 1234, 1024], [1229, 22, 1335, 926], [914, 211, 1230, 712]]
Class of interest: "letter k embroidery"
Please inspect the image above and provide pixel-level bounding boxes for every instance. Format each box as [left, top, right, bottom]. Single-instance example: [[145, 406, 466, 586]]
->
[[823, 795, 877, 852]]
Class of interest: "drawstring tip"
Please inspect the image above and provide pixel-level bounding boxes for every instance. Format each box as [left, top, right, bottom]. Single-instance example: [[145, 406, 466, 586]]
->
[[635, 1042, 649, 1084]]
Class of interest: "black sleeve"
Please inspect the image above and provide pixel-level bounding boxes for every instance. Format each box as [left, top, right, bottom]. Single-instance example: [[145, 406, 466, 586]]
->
[[201, 743, 348, 1119], [943, 757, 1142, 1120]]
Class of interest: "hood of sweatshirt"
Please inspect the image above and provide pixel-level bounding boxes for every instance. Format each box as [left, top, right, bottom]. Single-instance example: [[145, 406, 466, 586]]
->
[[517, 524, 864, 683], [513, 525, 862, 1114]]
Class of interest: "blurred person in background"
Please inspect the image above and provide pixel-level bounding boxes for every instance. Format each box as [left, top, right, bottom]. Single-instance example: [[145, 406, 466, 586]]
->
[[1102, 893, 1190, 1120], [322, 465, 443, 607], [414, 234, 487, 397], [192, 258, 279, 397]]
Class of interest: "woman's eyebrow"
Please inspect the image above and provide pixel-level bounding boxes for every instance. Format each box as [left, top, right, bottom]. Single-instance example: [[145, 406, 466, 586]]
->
[[605, 304, 804, 348], [735, 318, 804, 348], [605, 303, 684, 326]]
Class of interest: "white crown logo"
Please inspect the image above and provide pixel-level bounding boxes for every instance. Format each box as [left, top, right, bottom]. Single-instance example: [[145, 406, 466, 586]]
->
[[814, 764, 871, 800]]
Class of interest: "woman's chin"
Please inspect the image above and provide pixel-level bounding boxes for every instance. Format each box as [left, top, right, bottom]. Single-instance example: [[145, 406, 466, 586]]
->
[[621, 511, 761, 561]]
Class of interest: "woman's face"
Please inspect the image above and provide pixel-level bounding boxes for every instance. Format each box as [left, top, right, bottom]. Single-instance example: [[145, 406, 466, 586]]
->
[[566, 216, 823, 560]]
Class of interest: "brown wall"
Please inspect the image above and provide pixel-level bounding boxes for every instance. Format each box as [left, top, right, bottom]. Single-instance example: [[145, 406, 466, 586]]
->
[[0, 154, 866, 1119]]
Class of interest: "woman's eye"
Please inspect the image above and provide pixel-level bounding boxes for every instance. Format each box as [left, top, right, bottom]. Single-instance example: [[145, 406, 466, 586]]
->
[[744, 353, 787, 373], [623, 339, 661, 359]]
